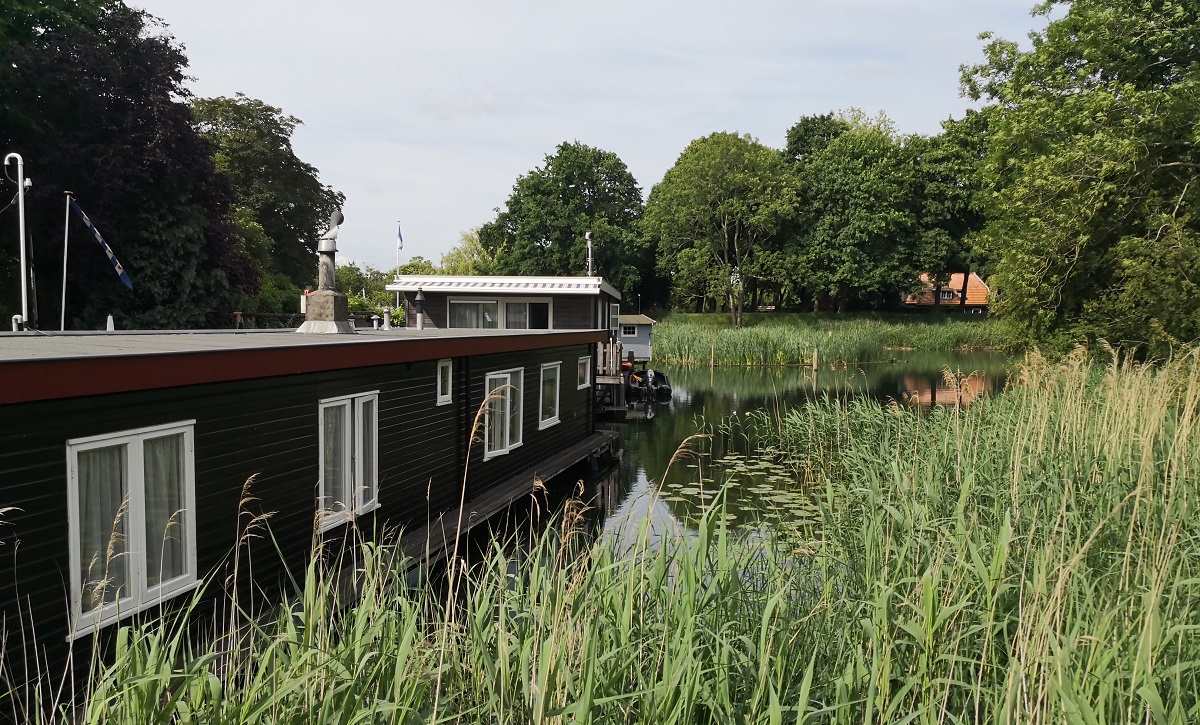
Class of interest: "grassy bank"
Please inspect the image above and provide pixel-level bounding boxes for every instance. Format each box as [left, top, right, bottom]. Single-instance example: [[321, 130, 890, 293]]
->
[[652, 312, 1007, 365], [30, 348, 1200, 723]]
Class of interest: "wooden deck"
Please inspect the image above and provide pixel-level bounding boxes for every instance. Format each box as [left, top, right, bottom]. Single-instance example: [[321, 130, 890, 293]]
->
[[397, 430, 620, 562]]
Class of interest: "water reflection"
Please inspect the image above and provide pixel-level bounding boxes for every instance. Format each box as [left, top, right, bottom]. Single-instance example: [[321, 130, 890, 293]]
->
[[595, 351, 1012, 541]]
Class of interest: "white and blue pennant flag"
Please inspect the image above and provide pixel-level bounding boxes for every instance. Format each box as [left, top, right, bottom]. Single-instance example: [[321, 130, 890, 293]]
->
[[396, 222, 404, 251], [69, 198, 132, 290]]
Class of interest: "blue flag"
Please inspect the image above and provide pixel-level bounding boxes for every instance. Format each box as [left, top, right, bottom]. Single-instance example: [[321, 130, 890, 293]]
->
[[69, 199, 133, 290], [397, 223, 404, 251]]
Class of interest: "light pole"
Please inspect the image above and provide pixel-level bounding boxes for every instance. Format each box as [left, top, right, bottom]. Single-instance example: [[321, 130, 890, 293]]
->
[[4, 153, 28, 327]]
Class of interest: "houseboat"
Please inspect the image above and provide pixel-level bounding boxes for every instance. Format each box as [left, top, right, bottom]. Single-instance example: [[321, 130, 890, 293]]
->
[[0, 324, 617, 692]]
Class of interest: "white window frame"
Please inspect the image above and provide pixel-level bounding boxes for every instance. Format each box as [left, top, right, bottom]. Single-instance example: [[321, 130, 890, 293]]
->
[[940, 289, 956, 301], [66, 420, 198, 640], [621, 325, 637, 337], [448, 299, 499, 329], [447, 297, 553, 330], [539, 362, 561, 430], [318, 391, 380, 532], [577, 356, 592, 389], [608, 303, 620, 334], [484, 368, 524, 460], [436, 359, 453, 405]]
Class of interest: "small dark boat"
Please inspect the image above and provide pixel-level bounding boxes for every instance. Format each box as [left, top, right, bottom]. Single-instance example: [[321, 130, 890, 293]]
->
[[626, 368, 672, 401]]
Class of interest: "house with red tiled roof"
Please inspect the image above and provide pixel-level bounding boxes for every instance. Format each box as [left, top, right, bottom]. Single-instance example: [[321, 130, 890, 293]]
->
[[904, 272, 990, 311]]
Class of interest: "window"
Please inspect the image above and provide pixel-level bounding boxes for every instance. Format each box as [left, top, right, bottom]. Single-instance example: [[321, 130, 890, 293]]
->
[[539, 362, 561, 429], [939, 290, 956, 301], [577, 356, 592, 389], [449, 299, 551, 329], [608, 303, 620, 333], [67, 421, 197, 638], [484, 368, 523, 458], [449, 300, 498, 328], [319, 392, 379, 531], [621, 325, 636, 337], [436, 359, 452, 405], [505, 301, 551, 329]]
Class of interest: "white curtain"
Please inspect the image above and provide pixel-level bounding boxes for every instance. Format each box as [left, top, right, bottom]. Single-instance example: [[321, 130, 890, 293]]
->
[[78, 445, 127, 613], [359, 398, 377, 507], [507, 372, 522, 445], [541, 366, 558, 421], [143, 433, 185, 587], [487, 376, 506, 452], [323, 404, 347, 513], [505, 302, 528, 329]]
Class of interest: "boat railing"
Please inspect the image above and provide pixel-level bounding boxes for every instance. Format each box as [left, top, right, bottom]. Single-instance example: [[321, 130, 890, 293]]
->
[[597, 339, 623, 379]]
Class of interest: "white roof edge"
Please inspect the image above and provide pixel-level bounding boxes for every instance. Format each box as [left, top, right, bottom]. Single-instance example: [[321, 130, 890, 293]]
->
[[385, 275, 621, 300]]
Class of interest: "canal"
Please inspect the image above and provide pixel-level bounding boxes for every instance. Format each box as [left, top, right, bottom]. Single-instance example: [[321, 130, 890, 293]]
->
[[591, 350, 1013, 544]]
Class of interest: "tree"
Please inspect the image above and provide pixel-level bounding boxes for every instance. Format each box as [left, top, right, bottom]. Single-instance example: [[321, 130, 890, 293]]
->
[[478, 141, 650, 301], [788, 114, 923, 312], [644, 132, 799, 326], [0, 5, 253, 329], [440, 228, 497, 275], [911, 110, 991, 309], [335, 261, 392, 316], [964, 0, 1200, 353], [784, 112, 850, 163], [191, 94, 344, 304]]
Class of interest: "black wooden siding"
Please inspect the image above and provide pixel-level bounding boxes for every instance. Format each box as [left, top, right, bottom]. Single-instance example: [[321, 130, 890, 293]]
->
[[0, 341, 593, 693]]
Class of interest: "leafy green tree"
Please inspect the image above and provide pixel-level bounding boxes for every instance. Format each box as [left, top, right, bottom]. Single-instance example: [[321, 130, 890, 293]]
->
[[645, 132, 799, 326], [911, 110, 991, 309], [335, 261, 393, 316], [440, 228, 497, 275], [0, 0, 106, 53], [964, 0, 1200, 352], [788, 114, 924, 312], [478, 141, 650, 300], [784, 112, 850, 163], [192, 93, 344, 308], [0, 4, 253, 329]]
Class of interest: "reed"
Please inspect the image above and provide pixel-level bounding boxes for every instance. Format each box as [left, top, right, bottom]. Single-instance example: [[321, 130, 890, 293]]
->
[[38, 346, 1200, 723], [653, 312, 1006, 365]]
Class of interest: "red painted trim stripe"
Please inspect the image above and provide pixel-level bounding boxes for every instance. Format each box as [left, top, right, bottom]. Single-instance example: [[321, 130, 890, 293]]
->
[[0, 331, 604, 405]]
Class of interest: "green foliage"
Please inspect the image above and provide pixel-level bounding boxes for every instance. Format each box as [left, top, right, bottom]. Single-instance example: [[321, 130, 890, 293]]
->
[[654, 312, 1006, 365], [479, 141, 650, 300], [644, 132, 799, 326], [789, 113, 928, 311], [191, 94, 344, 291], [440, 228, 498, 275], [964, 0, 1200, 354], [335, 261, 393, 316], [0, 0, 106, 53], [0, 5, 253, 329]]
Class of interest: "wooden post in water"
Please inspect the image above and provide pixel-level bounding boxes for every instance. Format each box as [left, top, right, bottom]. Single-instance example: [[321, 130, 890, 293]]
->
[[812, 348, 819, 393]]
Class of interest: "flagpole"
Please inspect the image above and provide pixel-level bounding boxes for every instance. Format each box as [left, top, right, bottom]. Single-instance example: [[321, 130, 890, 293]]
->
[[4, 153, 28, 326], [395, 220, 403, 309], [61, 191, 72, 330]]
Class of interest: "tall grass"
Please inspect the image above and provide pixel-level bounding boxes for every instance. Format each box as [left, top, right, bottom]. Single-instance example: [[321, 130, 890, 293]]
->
[[729, 346, 1200, 721], [28, 346, 1200, 722], [654, 312, 1006, 365]]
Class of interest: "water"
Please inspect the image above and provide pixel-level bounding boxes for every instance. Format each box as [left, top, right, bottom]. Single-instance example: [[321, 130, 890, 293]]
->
[[592, 350, 1013, 543]]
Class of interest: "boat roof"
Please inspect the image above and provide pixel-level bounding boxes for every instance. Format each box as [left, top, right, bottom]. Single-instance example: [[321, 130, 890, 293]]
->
[[385, 275, 621, 300], [617, 314, 656, 325], [0, 327, 604, 405]]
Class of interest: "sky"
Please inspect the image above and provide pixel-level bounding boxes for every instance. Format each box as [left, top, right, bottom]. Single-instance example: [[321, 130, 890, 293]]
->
[[132, 0, 1047, 272]]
